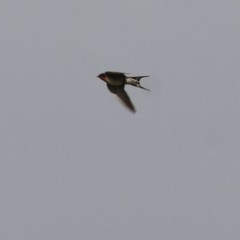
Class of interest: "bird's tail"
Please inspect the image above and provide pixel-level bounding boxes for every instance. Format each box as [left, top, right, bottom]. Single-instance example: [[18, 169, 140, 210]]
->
[[126, 76, 150, 91]]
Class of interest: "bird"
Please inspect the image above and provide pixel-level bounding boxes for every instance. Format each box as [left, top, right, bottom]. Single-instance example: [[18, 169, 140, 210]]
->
[[97, 71, 150, 113]]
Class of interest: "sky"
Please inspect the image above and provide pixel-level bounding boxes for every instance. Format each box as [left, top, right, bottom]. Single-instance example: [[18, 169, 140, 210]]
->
[[0, 1, 240, 239]]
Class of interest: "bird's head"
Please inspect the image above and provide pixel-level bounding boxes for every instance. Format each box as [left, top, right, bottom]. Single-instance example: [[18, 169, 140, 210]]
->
[[97, 73, 107, 82]]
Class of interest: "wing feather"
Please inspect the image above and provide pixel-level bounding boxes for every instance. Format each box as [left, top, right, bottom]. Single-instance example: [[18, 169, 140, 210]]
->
[[107, 84, 136, 113]]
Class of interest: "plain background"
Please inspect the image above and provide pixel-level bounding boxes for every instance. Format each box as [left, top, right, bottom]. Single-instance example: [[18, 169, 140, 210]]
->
[[0, 1, 240, 239]]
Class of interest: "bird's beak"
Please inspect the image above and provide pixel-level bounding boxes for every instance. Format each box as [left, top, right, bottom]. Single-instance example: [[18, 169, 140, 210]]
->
[[97, 75, 106, 81]]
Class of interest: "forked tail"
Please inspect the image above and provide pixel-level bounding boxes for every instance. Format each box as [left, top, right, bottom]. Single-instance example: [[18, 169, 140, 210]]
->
[[126, 76, 150, 91]]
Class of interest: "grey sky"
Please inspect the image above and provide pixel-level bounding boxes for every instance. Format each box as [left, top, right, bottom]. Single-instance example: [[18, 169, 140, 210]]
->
[[0, 1, 240, 239]]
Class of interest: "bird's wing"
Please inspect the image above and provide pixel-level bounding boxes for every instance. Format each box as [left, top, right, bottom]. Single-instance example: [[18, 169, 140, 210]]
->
[[107, 84, 136, 113]]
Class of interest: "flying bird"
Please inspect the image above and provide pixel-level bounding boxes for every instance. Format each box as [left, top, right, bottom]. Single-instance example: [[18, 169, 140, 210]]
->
[[97, 71, 150, 113]]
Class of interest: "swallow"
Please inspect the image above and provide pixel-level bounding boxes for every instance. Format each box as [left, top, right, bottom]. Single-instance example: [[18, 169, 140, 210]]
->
[[97, 71, 150, 113]]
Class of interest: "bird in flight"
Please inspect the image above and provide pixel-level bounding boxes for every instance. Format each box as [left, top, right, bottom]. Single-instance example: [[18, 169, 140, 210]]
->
[[97, 71, 150, 113]]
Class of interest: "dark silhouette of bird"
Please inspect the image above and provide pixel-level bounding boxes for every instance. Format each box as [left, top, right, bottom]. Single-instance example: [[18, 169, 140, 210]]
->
[[97, 71, 150, 113]]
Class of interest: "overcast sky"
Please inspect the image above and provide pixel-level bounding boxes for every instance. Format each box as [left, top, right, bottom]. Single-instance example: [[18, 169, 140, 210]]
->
[[0, 1, 240, 239]]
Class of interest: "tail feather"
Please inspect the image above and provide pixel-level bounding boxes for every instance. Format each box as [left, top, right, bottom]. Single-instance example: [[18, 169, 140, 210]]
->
[[126, 76, 150, 91], [130, 76, 149, 81]]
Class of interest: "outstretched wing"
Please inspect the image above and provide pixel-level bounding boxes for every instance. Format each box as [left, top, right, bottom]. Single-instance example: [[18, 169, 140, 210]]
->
[[107, 84, 136, 113]]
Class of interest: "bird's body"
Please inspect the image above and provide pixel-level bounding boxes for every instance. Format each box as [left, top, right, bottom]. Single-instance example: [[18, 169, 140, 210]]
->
[[97, 71, 150, 113]]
